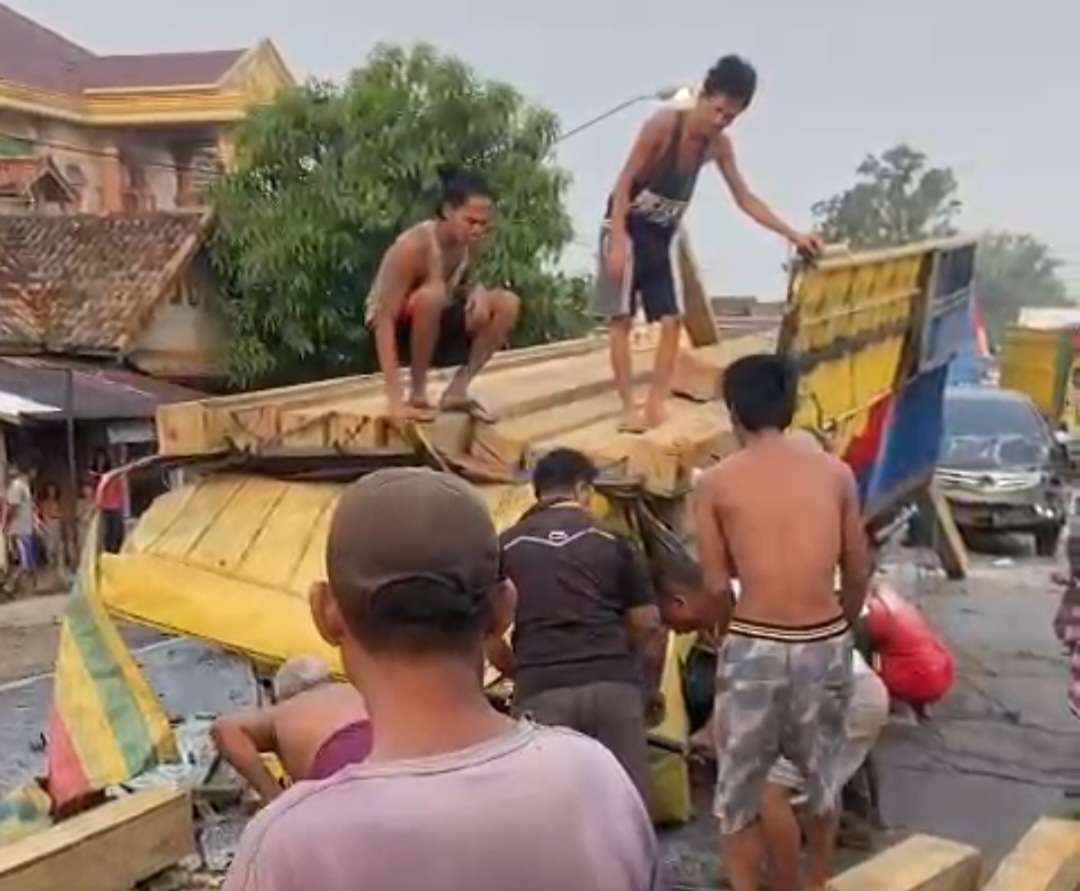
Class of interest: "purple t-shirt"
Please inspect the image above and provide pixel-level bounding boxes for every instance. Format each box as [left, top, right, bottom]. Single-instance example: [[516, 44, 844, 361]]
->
[[225, 722, 659, 891]]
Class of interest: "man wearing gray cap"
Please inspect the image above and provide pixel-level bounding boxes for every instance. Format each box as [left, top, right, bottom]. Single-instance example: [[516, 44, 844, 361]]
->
[[224, 468, 659, 891]]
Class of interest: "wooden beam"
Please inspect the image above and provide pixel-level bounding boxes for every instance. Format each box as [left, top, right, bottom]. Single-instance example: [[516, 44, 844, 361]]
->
[[157, 336, 607, 456], [671, 332, 778, 402], [527, 399, 738, 497], [927, 485, 969, 580], [983, 817, 1080, 891], [676, 232, 719, 347], [831, 834, 982, 891], [0, 788, 194, 891], [472, 389, 641, 468]]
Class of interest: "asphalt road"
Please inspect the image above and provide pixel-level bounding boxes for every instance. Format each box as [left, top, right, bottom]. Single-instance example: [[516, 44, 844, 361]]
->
[[0, 636, 255, 793], [873, 540, 1079, 867]]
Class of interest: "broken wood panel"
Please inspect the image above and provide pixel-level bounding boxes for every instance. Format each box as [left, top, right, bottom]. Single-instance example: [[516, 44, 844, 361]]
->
[[983, 817, 1080, 891], [831, 834, 981, 891], [278, 404, 383, 453], [0, 787, 194, 891], [676, 232, 719, 347]]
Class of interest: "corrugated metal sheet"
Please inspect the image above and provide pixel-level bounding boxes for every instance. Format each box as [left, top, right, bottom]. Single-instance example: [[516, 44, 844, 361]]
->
[[0, 356, 202, 422]]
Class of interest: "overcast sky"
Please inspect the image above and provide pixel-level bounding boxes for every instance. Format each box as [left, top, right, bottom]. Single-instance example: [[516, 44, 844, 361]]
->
[[23, 0, 1080, 298]]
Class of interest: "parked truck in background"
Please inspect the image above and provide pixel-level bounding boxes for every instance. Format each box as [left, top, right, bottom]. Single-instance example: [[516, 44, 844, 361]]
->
[[999, 324, 1080, 463]]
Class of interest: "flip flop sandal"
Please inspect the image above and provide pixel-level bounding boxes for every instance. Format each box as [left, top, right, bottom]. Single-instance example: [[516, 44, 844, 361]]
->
[[441, 397, 497, 424]]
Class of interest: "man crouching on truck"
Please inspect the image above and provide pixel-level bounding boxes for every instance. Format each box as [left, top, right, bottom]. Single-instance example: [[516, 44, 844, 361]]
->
[[692, 354, 872, 891], [365, 166, 520, 423]]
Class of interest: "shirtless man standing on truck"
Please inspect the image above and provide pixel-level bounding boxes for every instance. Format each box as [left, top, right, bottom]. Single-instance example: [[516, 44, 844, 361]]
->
[[597, 56, 821, 432], [366, 167, 520, 423], [694, 354, 872, 891]]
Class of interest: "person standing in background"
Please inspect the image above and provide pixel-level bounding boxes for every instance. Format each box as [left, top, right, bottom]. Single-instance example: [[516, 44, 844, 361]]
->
[[89, 450, 124, 554], [39, 482, 64, 571], [3, 463, 38, 595]]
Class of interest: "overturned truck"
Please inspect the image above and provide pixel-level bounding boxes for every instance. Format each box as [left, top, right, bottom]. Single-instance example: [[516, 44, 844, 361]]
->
[[12, 237, 978, 848]]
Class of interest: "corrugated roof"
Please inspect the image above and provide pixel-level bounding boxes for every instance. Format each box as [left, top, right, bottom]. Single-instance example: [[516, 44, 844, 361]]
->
[[0, 212, 210, 354], [0, 356, 203, 422]]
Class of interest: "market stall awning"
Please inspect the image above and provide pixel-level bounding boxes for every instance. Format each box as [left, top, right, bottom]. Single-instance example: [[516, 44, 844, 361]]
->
[[0, 357, 202, 425]]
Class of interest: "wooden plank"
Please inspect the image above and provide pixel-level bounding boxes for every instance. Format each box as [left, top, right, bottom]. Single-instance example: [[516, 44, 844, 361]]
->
[[0, 787, 194, 891], [472, 389, 642, 467], [673, 332, 778, 402], [831, 834, 981, 891], [627, 402, 738, 495], [155, 400, 212, 458], [676, 232, 719, 347], [527, 399, 737, 497], [928, 484, 969, 580], [156, 337, 608, 456], [983, 817, 1080, 891]]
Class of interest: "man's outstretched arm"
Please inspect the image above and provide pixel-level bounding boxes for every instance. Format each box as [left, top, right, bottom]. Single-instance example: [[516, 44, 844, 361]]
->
[[211, 708, 283, 804], [838, 467, 873, 625], [715, 135, 821, 256]]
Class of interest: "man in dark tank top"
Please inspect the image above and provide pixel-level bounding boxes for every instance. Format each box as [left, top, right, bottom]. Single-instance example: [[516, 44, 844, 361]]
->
[[596, 55, 822, 432]]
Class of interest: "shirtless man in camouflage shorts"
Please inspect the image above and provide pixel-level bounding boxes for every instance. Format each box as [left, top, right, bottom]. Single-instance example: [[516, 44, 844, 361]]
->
[[694, 355, 872, 891]]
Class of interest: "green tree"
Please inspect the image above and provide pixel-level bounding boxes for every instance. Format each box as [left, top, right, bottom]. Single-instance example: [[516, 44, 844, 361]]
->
[[811, 144, 961, 248], [211, 43, 590, 387], [976, 231, 1071, 346]]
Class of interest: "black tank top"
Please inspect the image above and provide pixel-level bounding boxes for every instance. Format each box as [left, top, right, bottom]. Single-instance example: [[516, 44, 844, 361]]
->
[[607, 112, 709, 230]]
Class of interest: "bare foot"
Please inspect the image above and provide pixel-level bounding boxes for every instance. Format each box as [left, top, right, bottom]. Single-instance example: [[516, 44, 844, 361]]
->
[[617, 408, 647, 434], [388, 400, 436, 422], [643, 400, 668, 429]]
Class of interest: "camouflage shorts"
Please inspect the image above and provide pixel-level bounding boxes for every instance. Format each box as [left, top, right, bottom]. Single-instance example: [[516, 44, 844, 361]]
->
[[712, 628, 853, 834]]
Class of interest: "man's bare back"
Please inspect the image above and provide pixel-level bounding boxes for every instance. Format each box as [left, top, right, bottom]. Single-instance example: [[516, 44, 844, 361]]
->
[[696, 434, 867, 627], [272, 683, 367, 780]]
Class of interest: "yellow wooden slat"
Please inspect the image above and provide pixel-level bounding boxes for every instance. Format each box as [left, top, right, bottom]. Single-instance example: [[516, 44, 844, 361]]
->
[[238, 483, 340, 591], [288, 495, 338, 595], [147, 476, 246, 561], [186, 478, 289, 575]]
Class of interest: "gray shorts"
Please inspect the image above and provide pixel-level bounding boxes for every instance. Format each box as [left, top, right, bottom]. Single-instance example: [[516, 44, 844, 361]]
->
[[712, 626, 853, 834], [516, 681, 650, 805], [768, 662, 889, 797]]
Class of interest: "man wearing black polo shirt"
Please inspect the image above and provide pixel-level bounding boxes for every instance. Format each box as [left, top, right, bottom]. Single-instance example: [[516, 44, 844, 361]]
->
[[492, 449, 665, 802]]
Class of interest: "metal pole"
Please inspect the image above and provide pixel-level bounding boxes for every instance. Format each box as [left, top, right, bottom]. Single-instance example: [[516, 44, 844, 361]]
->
[[64, 368, 77, 566], [546, 86, 682, 154]]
